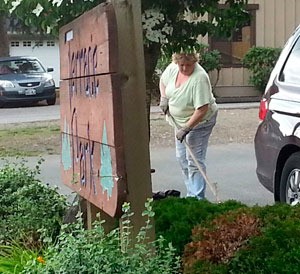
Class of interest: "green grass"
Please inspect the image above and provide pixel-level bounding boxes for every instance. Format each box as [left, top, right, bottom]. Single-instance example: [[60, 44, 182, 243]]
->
[[0, 122, 60, 156]]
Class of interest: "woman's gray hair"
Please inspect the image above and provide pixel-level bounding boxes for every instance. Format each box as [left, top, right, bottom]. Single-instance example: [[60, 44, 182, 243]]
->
[[172, 52, 199, 64]]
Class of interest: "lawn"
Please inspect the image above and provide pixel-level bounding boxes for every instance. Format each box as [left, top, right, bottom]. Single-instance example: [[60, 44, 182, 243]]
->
[[0, 121, 60, 156]]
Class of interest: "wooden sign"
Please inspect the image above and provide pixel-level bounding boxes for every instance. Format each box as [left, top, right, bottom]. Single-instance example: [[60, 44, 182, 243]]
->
[[59, 3, 126, 217]]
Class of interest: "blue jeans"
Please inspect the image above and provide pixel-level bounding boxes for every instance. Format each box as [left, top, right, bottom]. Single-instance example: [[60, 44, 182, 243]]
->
[[175, 112, 217, 199]]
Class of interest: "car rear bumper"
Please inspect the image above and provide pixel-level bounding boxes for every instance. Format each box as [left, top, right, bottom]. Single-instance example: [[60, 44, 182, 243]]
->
[[254, 120, 280, 194], [0, 87, 56, 103]]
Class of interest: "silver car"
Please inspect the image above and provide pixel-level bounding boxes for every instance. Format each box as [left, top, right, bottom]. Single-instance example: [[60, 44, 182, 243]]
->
[[0, 56, 56, 106]]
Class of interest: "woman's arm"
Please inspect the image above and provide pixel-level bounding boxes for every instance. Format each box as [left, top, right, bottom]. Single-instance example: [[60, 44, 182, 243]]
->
[[186, 104, 208, 128], [159, 80, 167, 97]]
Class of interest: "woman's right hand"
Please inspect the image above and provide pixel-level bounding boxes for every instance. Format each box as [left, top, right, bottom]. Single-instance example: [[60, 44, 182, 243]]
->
[[159, 97, 169, 114]]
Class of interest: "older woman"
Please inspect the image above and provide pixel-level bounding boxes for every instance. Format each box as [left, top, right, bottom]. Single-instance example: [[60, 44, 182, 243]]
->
[[159, 52, 218, 199]]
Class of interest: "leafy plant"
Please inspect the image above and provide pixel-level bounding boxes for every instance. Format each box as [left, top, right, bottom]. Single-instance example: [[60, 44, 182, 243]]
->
[[183, 208, 261, 273], [0, 158, 68, 248], [23, 199, 180, 274], [156, 43, 221, 75], [153, 197, 246, 255], [242, 46, 282, 93], [163, 201, 300, 274], [0, 242, 39, 274]]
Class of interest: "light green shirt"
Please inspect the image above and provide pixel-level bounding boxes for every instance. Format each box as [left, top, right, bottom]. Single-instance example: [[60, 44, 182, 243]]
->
[[161, 62, 217, 128]]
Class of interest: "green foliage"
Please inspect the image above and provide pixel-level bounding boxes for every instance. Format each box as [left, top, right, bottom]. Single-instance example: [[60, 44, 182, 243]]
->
[[0, 242, 39, 274], [158, 43, 221, 74], [142, 0, 249, 51], [242, 46, 282, 92], [23, 199, 180, 274], [0, 158, 68, 247], [153, 197, 246, 255], [227, 204, 300, 273], [0, 0, 105, 36], [1, 0, 249, 46], [183, 207, 261, 273], [165, 202, 300, 274]]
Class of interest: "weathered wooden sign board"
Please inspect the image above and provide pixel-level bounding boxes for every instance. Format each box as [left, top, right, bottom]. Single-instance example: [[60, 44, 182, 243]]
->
[[59, 3, 126, 217]]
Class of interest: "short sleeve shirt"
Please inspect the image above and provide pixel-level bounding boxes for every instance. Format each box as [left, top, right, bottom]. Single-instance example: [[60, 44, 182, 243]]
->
[[160, 62, 217, 127]]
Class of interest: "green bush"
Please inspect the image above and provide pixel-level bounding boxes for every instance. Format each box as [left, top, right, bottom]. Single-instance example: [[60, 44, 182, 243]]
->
[[167, 201, 300, 274], [22, 199, 180, 274], [156, 43, 221, 75], [227, 204, 300, 273], [242, 46, 282, 93], [0, 159, 68, 247], [153, 197, 246, 255]]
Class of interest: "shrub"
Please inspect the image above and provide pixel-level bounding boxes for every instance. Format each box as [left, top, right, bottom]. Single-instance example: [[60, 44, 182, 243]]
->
[[153, 197, 246, 255], [242, 46, 282, 93], [0, 158, 68, 248], [22, 199, 180, 274], [183, 207, 262, 273], [157, 43, 221, 74], [175, 202, 300, 273]]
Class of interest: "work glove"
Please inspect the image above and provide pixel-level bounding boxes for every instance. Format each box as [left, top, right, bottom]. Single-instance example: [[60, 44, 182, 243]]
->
[[159, 97, 169, 114], [176, 126, 192, 142]]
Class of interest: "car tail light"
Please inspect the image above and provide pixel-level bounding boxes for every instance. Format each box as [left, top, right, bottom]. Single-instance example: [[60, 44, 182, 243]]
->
[[259, 98, 268, 120]]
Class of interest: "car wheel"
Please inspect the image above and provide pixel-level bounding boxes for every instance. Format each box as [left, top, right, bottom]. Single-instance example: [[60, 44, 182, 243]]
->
[[46, 97, 56, 106], [280, 152, 300, 205]]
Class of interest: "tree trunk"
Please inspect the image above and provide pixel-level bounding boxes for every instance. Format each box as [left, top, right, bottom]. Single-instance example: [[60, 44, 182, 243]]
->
[[143, 43, 161, 135], [0, 13, 9, 57]]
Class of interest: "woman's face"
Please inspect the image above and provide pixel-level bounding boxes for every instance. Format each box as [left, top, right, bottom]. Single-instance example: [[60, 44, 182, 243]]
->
[[177, 60, 195, 76]]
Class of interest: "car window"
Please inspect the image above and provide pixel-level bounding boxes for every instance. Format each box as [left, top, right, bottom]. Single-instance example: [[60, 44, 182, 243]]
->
[[15, 60, 45, 74], [0, 62, 14, 75], [279, 36, 300, 85]]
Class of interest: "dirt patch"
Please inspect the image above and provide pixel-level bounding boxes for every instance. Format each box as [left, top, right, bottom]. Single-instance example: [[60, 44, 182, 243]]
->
[[150, 108, 261, 149], [0, 108, 260, 156]]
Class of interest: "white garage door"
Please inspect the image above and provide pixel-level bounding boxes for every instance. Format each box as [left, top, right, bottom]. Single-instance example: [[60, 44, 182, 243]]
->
[[9, 40, 60, 87]]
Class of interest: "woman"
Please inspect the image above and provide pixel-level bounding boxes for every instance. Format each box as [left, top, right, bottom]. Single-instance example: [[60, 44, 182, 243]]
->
[[159, 52, 218, 199]]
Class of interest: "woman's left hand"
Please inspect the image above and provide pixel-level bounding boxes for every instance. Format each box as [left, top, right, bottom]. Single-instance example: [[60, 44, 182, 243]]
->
[[176, 126, 192, 142]]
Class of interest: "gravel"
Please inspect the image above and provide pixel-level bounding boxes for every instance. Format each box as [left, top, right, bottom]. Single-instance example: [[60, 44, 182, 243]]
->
[[150, 108, 261, 149]]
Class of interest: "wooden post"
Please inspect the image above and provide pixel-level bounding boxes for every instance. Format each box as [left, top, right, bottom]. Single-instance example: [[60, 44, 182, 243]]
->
[[59, 1, 153, 237], [109, 0, 153, 236]]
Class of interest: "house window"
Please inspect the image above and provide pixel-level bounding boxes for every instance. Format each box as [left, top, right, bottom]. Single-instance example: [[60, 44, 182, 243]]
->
[[210, 4, 258, 67], [23, 41, 32, 47], [35, 41, 43, 47], [11, 41, 19, 47], [47, 41, 55, 47]]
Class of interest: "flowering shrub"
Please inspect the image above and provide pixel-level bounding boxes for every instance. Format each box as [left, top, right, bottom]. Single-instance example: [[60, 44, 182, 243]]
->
[[142, 9, 173, 45]]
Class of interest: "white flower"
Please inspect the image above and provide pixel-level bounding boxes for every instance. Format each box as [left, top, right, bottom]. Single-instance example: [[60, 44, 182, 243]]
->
[[52, 0, 63, 7], [142, 9, 173, 45], [9, 0, 22, 13], [32, 3, 44, 16]]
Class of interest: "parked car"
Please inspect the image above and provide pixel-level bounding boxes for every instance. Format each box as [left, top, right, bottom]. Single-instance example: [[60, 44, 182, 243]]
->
[[254, 25, 300, 205], [0, 56, 56, 106]]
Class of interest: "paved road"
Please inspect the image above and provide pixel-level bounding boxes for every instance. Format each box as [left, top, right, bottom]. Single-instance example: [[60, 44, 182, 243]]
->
[[151, 144, 273, 206], [0, 103, 60, 124], [9, 142, 273, 206], [0, 102, 274, 206]]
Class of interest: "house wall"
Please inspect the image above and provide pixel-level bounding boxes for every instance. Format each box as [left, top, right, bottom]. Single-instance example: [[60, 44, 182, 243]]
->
[[9, 39, 60, 87], [212, 0, 300, 99]]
